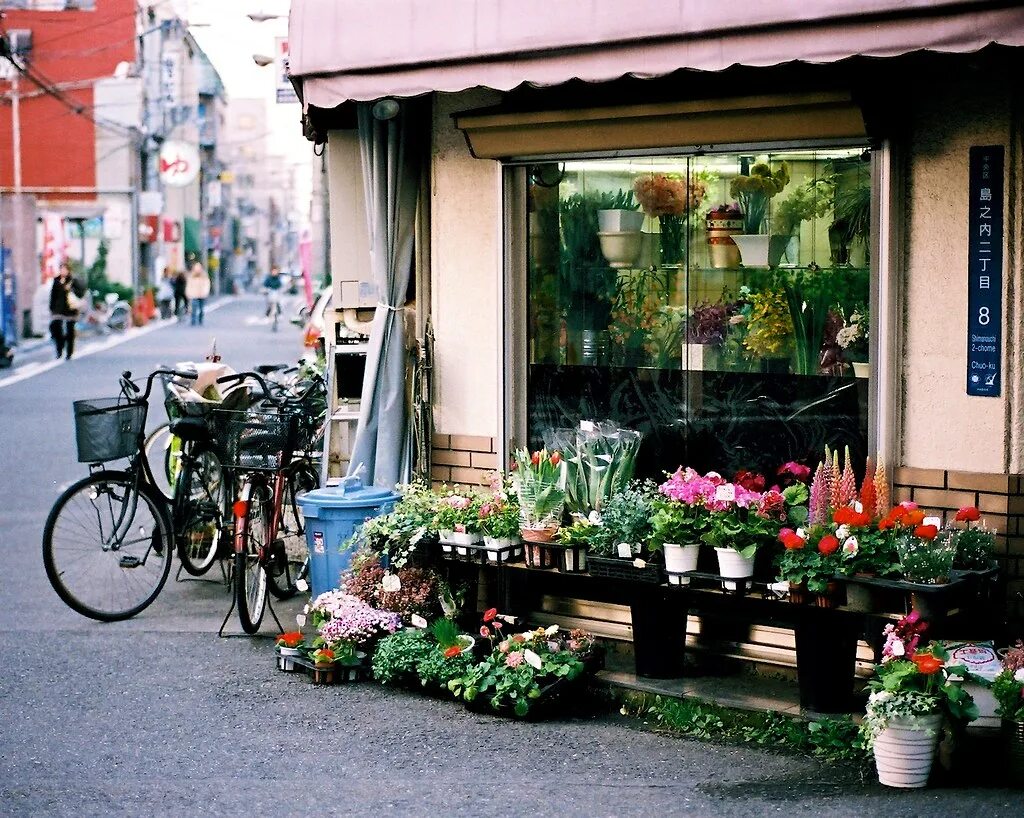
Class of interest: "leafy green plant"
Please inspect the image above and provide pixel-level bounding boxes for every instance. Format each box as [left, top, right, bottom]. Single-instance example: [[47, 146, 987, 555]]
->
[[649, 495, 709, 549], [590, 482, 656, 557], [511, 448, 567, 529], [556, 518, 599, 547], [895, 531, 956, 584], [950, 526, 996, 570], [430, 618, 461, 651], [771, 175, 835, 236], [992, 643, 1024, 722], [372, 629, 433, 685], [560, 423, 642, 516], [479, 494, 521, 540]]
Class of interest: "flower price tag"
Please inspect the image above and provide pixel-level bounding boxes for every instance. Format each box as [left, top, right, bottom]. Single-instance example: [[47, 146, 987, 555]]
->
[[381, 573, 401, 592], [923, 516, 941, 528], [411, 614, 428, 629], [714, 483, 736, 503], [633, 558, 647, 569], [616, 542, 632, 559]]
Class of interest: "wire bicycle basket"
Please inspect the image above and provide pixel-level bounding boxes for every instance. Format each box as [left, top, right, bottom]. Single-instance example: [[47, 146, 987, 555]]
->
[[208, 408, 299, 471], [73, 397, 146, 463]]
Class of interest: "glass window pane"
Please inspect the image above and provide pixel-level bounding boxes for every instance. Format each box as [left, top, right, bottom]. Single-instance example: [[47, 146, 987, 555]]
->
[[524, 146, 872, 481]]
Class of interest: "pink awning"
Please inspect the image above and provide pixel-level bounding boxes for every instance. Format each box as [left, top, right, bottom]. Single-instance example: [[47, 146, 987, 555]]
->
[[289, 0, 1024, 109]]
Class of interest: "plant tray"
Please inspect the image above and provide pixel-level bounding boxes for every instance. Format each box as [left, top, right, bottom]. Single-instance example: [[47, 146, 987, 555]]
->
[[547, 543, 587, 573], [438, 541, 523, 565], [587, 556, 661, 584], [290, 655, 366, 685], [276, 653, 305, 673]]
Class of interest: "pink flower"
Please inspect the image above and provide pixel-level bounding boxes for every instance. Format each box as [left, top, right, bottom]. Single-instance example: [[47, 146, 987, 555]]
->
[[446, 495, 472, 510], [505, 651, 524, 668], [480, 625, 491, 638]]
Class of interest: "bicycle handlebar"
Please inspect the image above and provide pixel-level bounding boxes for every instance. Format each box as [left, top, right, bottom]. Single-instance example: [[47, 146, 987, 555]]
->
[[216, 371, 281, 406], [120, 368, 197, 402]]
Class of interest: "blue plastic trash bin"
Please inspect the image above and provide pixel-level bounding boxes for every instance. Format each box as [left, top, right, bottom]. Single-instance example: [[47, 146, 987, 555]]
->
[[296, 475, 400, 598]]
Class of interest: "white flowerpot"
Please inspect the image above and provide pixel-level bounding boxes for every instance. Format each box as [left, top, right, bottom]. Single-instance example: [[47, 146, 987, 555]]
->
[[440, 530, 481, 546], [873, 713, 942, 788], [852, 361, 870, 379], [714, 546, 755, 591], [598, 231, 643, 269], [732, 234, 790, 268], [483, 536, 520, 562], [598, 209, 644, 233], [664, 543, 700, 585]]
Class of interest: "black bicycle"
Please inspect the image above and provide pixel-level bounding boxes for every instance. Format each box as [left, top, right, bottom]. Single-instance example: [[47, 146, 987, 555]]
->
[[42, 367, 235, 620]]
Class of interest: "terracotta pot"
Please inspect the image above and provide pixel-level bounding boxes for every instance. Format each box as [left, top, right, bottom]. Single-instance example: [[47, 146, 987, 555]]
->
[[815, 581, 841, 608], [521, 525, 559, 543], [873, 713, 942, 788], [788, 582, 809, 605]]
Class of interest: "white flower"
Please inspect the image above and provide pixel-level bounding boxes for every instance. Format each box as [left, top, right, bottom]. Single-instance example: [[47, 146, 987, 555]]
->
[[835, 525, 850, 540], [544, 624, 560, 637], [1015, 668, 1024, 683], [523, 649, 543, 670], [842, 536, 859, 558], [796, 527, 806, 539], [890, 638, 905, 657], [869, 690, 892, 704]]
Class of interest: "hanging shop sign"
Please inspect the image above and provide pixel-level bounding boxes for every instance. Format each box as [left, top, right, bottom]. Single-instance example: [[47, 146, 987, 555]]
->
[[159, 141, 200, 187], [275, 37, 299, 104], [966, 145, 1004, 397]]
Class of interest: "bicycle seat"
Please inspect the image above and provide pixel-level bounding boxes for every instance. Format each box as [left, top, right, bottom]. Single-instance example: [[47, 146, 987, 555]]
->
[[169, 416, 213, 444], [255, 363, 289, 375]]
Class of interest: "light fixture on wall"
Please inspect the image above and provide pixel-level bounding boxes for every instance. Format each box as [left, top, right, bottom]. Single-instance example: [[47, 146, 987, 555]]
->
[[371, 98, 401, 121], [252, 53, 274, 67]]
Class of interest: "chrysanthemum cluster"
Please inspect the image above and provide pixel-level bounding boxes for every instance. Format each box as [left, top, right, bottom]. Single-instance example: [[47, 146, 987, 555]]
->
[[306, 590, 400, 647]]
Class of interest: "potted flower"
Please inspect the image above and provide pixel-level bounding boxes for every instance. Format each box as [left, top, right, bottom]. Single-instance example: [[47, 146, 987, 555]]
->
[[837, 305, 870, 377], [554, 516, 594, 573], [430, 616, 476, 659], [561, 422, 642, 518], [651, 468, 713, 585], [991, 642, 1024, 784], [728, 162, 790, 267], [309, 645, 339, 684], [686, 301, 737, 371], [306, 590, 402, 682], [776, 526, 843, 607], [882, 505, 955, 585], [511, 448, 567, 544], [949, 505, 997, 574], [352, 481, 438, 569], [478, 489, 522, 563], [275, 631, 306, 672], [433, 491, 483, 554], [861, 613, 978, 788], [588, 482, 660, 583]]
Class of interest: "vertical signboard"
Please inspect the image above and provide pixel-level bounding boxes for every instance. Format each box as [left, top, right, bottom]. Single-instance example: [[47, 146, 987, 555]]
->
[[275, 37, 299, 104], [966, 146, 1004, 396]]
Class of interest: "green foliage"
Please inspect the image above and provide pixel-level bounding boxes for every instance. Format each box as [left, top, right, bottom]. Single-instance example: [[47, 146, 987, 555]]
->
[[556, 518, 600, 547], [371, 627, 473, 691], [561, 425, 642, 516], [776, 544, 841, 593], [589, 481, 656, 557], [430, 618, 460, 650], [649, 496, 708, 549], [620, 692, 868, 766], [351, 482, 438, 569], [771, 175, 835, 236], [951, 526, 997, 571], [68, 242, 133, 303]]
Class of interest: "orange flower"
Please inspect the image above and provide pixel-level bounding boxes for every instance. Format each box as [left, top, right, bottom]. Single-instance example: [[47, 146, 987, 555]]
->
[[443, 645, 462, 659], [912, 653, 943, 674], [904, 509, 926, 527], [276, 631, 303, 648]]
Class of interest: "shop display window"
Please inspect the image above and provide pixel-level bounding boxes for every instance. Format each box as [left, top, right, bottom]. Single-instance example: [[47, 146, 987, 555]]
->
[[524, 148, 872, 478]]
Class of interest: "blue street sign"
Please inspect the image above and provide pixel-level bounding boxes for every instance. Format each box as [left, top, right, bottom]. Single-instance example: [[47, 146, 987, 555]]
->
[[966, 146, 1004, 397]]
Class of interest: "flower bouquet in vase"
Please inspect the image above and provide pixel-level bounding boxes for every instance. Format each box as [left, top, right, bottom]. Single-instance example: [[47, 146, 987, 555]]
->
[[634, 173, 706, 266], [861, 613, 977, 788], [512, 448, 567, 545], [729, 162, 790, 268]]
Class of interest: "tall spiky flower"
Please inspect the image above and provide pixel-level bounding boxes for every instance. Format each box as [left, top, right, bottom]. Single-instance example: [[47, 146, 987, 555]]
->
[[809, 461, 826, 525], [860, 455, 877, 518], [830, 449, 842, 509], [839, 446, 857, 506], [874, 458, 889, 514]]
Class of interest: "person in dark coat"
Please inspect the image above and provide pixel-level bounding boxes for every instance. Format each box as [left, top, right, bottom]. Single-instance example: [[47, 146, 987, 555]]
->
[[172, 267, 188, 317], [49, 262, 86, 360]]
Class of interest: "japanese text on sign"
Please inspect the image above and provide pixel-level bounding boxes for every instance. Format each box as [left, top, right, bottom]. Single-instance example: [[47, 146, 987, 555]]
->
[[966, 146, 1004, 397]]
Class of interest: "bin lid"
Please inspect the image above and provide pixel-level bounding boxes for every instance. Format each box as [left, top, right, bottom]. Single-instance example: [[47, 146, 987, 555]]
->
[[296, 475, 400, 510], [944, 641, 1002, 682]]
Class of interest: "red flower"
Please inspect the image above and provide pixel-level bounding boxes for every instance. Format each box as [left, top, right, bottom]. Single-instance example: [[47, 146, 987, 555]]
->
[[849, 511, 872, 528], [531, 451, 541, 467], [833, 506, 855, 525], [276, 631, 303, 648], [912, 653, 943, 674], [781, 532, 806, 550], [443, 645, 462, 658], [955, 506, 981, 522], [480, 625, 491, 638], [549, 451, 562, 466], [483, 608, 497, 622], [734, 469, 766, 492], [818, 535, 840, 555], [904, 509, 926, 527], [914, 524, 938, 540]]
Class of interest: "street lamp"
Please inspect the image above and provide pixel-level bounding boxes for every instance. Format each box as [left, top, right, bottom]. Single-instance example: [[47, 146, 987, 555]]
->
[[252, 54, 274, 67], [248, 12, 285, 23]]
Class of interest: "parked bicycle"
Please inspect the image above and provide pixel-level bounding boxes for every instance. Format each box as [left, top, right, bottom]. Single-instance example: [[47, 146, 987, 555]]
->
[[213, 370, 321, 634], [76, 291, 132, 335], [41, 366, 230, 620]]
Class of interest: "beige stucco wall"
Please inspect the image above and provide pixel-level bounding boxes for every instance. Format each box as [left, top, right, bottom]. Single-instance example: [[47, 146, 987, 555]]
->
[[899, 81, 1023, 473], [431, 90, 504, 437]]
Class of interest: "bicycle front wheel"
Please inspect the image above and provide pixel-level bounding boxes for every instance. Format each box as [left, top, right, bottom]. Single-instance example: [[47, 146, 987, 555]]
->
[[43, 472, 172, 621], [234, 479, 270, 634], [174, 446, 226, 576]]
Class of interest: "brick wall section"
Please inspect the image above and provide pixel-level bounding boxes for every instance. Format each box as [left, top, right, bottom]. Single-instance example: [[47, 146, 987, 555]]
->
[[892, 467, 1024, 619], [430, 434, 499, 489]]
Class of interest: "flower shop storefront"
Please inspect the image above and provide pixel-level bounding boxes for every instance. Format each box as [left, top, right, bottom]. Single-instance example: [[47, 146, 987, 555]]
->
[[289, 2, 1024, 701]]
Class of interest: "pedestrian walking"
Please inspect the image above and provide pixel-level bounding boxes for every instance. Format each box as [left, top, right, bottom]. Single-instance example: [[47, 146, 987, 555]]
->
[[49, 262, 86, 360], [156, 268, 174, 319], [186, 261, 211, 326], [172, 268, 188, 318]]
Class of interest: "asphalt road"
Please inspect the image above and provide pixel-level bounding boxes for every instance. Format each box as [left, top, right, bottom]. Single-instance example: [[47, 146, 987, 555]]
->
[[0, 297, 1020, 817]]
